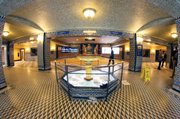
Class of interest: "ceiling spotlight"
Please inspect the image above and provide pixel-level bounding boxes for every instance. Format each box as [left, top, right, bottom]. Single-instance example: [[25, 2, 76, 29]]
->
[[83, 8, 96, 18], [3, 31, 9, 37], [171, 33, 178, 38], [29, 37, 34, 41], [30, 41, 34, 44]]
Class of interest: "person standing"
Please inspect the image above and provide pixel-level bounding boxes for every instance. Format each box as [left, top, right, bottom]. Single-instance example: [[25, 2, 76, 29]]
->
[[161, 51, 167, 67], [171, 47, 178, 78], [157, 49, 163, 70], [108, 48, 114, 65]]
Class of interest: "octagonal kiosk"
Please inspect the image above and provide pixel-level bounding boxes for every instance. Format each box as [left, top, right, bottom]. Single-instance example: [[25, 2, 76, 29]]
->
[[55, 56, 124, 100]]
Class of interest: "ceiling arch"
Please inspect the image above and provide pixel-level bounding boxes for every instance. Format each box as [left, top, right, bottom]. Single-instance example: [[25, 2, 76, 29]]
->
[[6, 15, 44, 31], [0, 0, 179, 42], [9, 0, 169, 33], [137, 17, 175, 32]]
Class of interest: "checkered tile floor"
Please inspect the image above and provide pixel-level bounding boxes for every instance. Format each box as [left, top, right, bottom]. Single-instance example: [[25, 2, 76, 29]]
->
[[0, 61, 180, 119]]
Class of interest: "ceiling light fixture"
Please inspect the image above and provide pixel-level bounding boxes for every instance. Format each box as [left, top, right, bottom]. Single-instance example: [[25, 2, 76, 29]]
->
[[137, 37, 143, 44], [83, 8, 96, 18], [83, 30, 97, 35], [3, 31, 9, 37], [171, 33, 178, 38], [29, 37, 34, 41]]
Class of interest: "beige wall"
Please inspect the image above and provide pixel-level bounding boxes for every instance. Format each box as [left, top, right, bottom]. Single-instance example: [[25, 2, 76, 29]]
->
[[123, 42, 167, 62], [14, 48, 21, 60], [14, 42, 38, 61], [143, 42, 167, 62]]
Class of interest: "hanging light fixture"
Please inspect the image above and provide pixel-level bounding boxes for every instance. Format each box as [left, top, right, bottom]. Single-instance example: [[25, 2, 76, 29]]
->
[[171, 33, 178, 38], [83, 8, 96, 18], [3, 31, 9, 37]]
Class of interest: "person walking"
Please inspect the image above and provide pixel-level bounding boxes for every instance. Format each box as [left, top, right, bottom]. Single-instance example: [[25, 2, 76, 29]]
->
[[108, 48, 114, 65], [157, 49, 163, 70], [170, 47, 178, 78], [161, 51, 167, 67]]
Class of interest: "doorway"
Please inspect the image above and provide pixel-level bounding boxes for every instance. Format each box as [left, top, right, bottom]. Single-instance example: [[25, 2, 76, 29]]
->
[[20, 48, 25, 61], [1, 45, 7, 66]]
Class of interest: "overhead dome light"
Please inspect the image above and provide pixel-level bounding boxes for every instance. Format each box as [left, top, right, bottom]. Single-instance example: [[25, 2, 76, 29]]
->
[[171, 33, 178, 38], [83, 8, 96, 18], [3, 31, 9, 37]]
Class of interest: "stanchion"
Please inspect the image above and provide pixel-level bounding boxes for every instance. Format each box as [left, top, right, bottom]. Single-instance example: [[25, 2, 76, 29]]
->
[[65, 65, 71, 101], [120, 61, 124, 88], [54, 60, 58, 83], [64, 59, 67, 65], [106, 66, 110, 101]]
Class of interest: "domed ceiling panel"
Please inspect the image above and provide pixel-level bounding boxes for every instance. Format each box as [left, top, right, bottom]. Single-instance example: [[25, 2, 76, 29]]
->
[[10, 0, 170, 33], [140, 23, 177, 41]]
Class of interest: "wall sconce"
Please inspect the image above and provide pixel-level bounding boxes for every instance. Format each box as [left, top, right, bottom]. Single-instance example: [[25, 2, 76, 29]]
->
[[171, 33, 178, 38], [3, 31, 9, 37], [37, 34, 44, 43], [137, 37, 143, 44]]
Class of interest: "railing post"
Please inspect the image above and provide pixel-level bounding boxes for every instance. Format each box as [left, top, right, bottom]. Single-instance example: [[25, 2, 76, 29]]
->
[[106, 65, 111, 101], [120, 61, 124, 87], [112, 61, 115, 75], [64, 59, 67, 65], [54, 60, 58, 83], [65, 65, 71, 101]]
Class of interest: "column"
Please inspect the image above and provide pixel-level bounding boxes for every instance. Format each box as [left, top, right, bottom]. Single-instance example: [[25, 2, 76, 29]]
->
[[7, 41, 14, 67], [37, 33, 51, 70], [167, 43, 173, 69], [129, 34, 143, 72], [0, 16, 6, 89], [173, 18, 180, 92]]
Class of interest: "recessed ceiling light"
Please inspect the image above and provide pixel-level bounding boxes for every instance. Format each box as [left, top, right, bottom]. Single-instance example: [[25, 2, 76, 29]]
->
[[3, 31, 9, 37], [83, 8, 96, 18]]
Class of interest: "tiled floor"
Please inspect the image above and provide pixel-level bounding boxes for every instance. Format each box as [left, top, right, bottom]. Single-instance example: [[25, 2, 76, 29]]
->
[[0, 59, 180, 119]]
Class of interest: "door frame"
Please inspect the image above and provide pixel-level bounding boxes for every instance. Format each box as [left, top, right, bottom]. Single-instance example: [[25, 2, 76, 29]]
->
[[20, 48, 25, 61]]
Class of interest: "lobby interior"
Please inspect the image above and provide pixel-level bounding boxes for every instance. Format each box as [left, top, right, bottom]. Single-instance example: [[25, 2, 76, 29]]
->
[[0, 0, 180, 119]]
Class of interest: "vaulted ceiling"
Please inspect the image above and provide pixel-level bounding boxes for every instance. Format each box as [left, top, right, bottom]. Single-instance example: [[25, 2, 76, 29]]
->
[[0, 0, 180, 43]]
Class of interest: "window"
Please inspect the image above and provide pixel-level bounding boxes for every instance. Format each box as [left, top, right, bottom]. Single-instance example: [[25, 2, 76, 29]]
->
[[102, 47, 119, 54], [31, 48, 37, 56], [143, 49, 150, 57]]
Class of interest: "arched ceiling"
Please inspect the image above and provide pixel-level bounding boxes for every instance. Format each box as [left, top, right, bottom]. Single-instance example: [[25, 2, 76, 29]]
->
[[10, 0, 169, 32], [0, 0, 180, 42]]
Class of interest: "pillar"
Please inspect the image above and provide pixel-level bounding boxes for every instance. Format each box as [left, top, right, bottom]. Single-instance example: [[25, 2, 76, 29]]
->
[[37, 33, 51, 70], [129, 34, 143, 72], [173, 18, 180, 92], [167, 43, 173, 69], [0, 16, 6, 89], [7, 41, 14, 67]]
